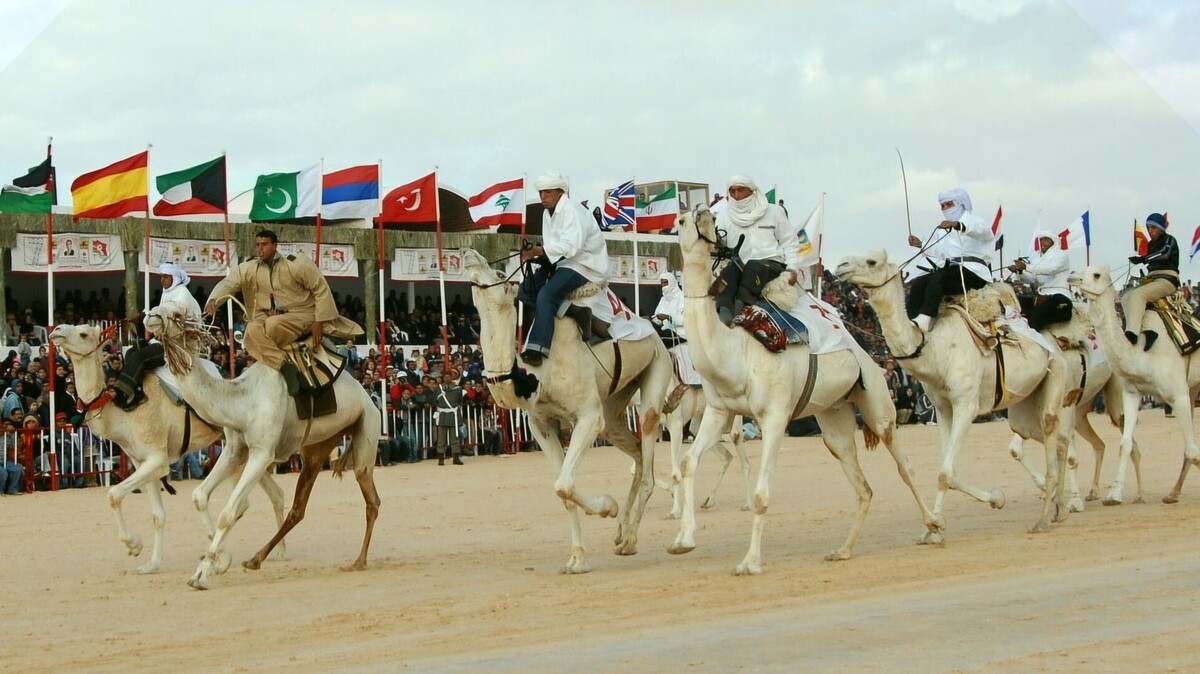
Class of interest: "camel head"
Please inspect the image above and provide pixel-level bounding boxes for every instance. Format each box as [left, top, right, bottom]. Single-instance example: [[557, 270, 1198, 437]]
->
[[675, 205, 718, 259], [462, 248, 518, 305], [1066, 265, 1114, 300], [49, 323, 117, 360], [145, 302, 212, 375], [834, 250, 898, 289]]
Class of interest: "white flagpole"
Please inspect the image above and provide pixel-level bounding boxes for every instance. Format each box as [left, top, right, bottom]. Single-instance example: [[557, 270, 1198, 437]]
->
[[143, 143, 153, 315], [45, 137, 57, 477], [377, 159, 387, 437]]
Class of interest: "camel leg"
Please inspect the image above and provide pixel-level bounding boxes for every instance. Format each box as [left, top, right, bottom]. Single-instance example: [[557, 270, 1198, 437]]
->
[[244, 450, 324, 570], [193, 437, 246, 538], [669, 407, 733, 555], [105, 455, 168, 563], [528, 417, 590, 574], [554, 413, 617, 517], [734, 411, 808, 575], [1163, 396, 1199, 504], [727, 417, 754, 512], [346, 460, 382, 571], [1075, 411, 1106, 502], [256, 471, 288, 560], [189, 448, 275, 590], [1034, 398, 1067, 531], [607, 403, 658, 556], [927, 398, 1003, 543], [665, 404, 687, 518], [1007, 433, 1046, 493], [816, 407, 871, 565], [877, 418, 943, 535], [700, 442, 735, 511], [1064, 433, 1086, 513], [1104, 389, 1143, 505], [139, 474, 169, 575]]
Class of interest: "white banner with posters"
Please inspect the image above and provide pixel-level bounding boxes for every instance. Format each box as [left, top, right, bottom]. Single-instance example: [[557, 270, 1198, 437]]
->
[[499, 252, 669, 285], [140, 238, 239, 278], [391, 248, 466, 281], [276, 242, 359, 278], [12, 233, 125, 273]]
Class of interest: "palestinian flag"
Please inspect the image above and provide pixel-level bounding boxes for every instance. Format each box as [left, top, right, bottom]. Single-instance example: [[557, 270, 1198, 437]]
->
[[0, 158, 55, 214], [153, 156, 227, 216]]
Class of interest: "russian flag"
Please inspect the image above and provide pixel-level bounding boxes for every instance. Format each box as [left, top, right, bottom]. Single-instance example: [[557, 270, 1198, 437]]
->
[[322, 164, 379, 220], [1190, 224, 1200, 261]]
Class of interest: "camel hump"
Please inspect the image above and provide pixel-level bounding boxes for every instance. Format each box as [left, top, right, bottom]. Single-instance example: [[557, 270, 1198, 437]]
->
[[940, 284, 1005, 325], [567, 281, 605, 302]]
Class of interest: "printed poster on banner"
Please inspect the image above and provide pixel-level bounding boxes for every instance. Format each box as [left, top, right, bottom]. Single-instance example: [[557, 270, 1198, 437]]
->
[[391, 248, 465, 281], [499, 253, 668, 285], [142, 238, 239, 277], [11, 233, 125, 273], [276, 243, 359, 278]]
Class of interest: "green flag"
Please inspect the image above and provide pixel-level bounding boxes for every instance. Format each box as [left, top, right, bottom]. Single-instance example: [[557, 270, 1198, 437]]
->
[[766, 187, 776, 204], [249, 165, 320, 222], [0, 185, 52, 213]]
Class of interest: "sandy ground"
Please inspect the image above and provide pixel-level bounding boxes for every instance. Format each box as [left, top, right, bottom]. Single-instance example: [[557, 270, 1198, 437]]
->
[[2, 411, 1199, 673]]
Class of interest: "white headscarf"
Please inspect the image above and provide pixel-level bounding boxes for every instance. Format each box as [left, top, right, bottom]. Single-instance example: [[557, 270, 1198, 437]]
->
[[937, 187, 972, 222], [534, 171, 569, 192], [726, 175, 769, 228], [159, 262, 190, 290], [659, 271, 681, 299]]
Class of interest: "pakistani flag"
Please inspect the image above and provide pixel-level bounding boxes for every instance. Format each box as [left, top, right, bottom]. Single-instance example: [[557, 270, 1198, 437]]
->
[[0, 158, 54, 214], [249, 165, 320, 222]]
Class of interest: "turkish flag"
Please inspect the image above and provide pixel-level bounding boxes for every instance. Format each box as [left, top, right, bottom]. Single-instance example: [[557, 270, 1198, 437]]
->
[[381, 172, 438, 224]]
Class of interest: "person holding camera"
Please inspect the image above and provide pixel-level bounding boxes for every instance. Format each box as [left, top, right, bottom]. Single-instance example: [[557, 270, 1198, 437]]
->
[[1007, 234, 1072, 331]]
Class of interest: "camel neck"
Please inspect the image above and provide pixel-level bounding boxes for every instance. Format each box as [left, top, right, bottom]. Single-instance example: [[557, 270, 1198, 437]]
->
[[175, 356, 241, 427], [473, 288, 525, 408], [69, 350, 107, 403], [1086, 288, 1136, 367], [861, 273, 928, 366]]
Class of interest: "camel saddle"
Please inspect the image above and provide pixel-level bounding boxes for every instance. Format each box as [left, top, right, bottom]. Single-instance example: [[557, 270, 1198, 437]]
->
[[1149, 290, 1200, 355], [732, 303, 806, 353], [939, 285, 1013, 351], [282, 338, 347, 394]]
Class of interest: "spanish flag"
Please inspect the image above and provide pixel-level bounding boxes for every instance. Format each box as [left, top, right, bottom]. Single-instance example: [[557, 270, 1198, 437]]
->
[[71, 151, 149, 221]]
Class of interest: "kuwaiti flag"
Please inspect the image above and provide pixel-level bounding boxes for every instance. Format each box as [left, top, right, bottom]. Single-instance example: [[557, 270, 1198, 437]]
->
[[796, 199, 823, 267], [322, 164, 379, 219], [153, 156, 227, 216], [635, 183, 678, 232], [249, 165, 320, 222], [468, 178, 523, 227], [1056, 211, 1090, 251]]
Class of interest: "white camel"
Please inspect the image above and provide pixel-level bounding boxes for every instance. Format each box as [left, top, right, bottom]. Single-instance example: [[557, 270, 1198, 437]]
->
[[660, 384, 751, 518], [49, 323, 288, 574], [1007, 351, 1142, 510], [463, 249, 672, 574], [836, 250, 1071, 537], [670, 208, 939, 575], [1069, 266, 1200, 503], [145, 302, 381, 590]]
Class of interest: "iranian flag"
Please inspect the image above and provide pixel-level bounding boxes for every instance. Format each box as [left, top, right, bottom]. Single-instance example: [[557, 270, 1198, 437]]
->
[[635, 183, 678, 232], [249, 165, 320, 222], [468, 178, 523, 227]]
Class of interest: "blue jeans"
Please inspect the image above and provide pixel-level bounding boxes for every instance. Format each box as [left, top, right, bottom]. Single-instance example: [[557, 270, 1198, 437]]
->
[[3, 462, 23, 494], [518, 266, 588, 354], [171, 452, 204, 479]]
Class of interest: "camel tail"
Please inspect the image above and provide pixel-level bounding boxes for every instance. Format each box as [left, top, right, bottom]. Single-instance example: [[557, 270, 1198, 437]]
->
[[862, 424, 881, 451]]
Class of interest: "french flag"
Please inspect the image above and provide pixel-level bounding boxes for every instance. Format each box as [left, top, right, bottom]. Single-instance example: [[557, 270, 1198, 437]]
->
[[322, 164, 379, 220]]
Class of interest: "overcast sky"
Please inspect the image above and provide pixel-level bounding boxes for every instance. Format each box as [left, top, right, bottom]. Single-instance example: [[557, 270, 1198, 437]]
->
[[1, 0, 1197, 278]]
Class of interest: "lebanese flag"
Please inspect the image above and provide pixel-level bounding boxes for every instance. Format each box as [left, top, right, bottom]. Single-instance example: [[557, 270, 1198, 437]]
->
[[381, 172, 438, 224], [1133, 219, 1149, 256], [468, 178, 523, 227]]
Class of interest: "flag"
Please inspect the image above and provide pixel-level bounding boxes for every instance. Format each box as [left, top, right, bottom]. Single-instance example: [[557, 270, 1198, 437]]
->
[[766, 187, 777, 204], [0, 181, 52, 213], [153, 156, 226, 216], [468, 178, 523, 227], [71, 151, 149, 221], [796, 199, 823, 267], [1056, 211, 1091, 251], [322, 164, 379, 219], [1133, 219, 1149, 256], [381, 172, 438, 223], [249, 165, 320, 222], [635, 183, 678, 232], [1027, 222, 1043, 258], [601, 180, 635, 231], [992, 205, 1004, 251], [1190, 225, 1200, 261]]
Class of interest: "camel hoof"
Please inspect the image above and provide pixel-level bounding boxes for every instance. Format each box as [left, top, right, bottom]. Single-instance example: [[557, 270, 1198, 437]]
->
[[1162, 494, 1180, 505], [213, 551, 232, 574], [665, 511, 681, 520], [824, 548, 853, 562], [1053, 505, 1070, 524], [126, 536, 143, 557], [700, 497, 717, 510], [1085, 490, 1100, 502], [559, 560, 591, 575], [187, 570, 208, 591], [613, 542, 638, 556], [667, 541, 695, 555], [600, 496, 620, 518], [242, 558, 263, 571], [1102, 495, 1123, 506], [989, 489, 1006, 510], [135, 562, 160, 575], [918, 530, 944, 546], [733, 561, 762, 576], [740, 503, 753, 512], [1068, 498, 1085, 514], [1133, 496, 1147, 504], [341, 560, 368, 572], [1029, 521, 1050, 534]]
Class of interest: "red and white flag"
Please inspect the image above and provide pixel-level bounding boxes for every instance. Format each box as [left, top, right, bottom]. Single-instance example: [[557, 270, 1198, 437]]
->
[[468, 178, 523, 228], [381, 172, 438, 224]]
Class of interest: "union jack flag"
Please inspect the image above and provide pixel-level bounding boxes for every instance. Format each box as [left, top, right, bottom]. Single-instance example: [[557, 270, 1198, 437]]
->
[[602, 179, 636, 231]]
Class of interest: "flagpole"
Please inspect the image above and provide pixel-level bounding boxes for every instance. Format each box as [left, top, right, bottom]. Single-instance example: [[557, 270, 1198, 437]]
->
[[315, 158, 324, 263], [1085, 205, 1091, 266], [143, 143, 153, 316], [45, 137, 58, 483], [433, 167, 451, 360], [815, 192, 826, 298], [222, 151, 235, 379], [517, 172, 527, 344], [376, 159, 387, 437]]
